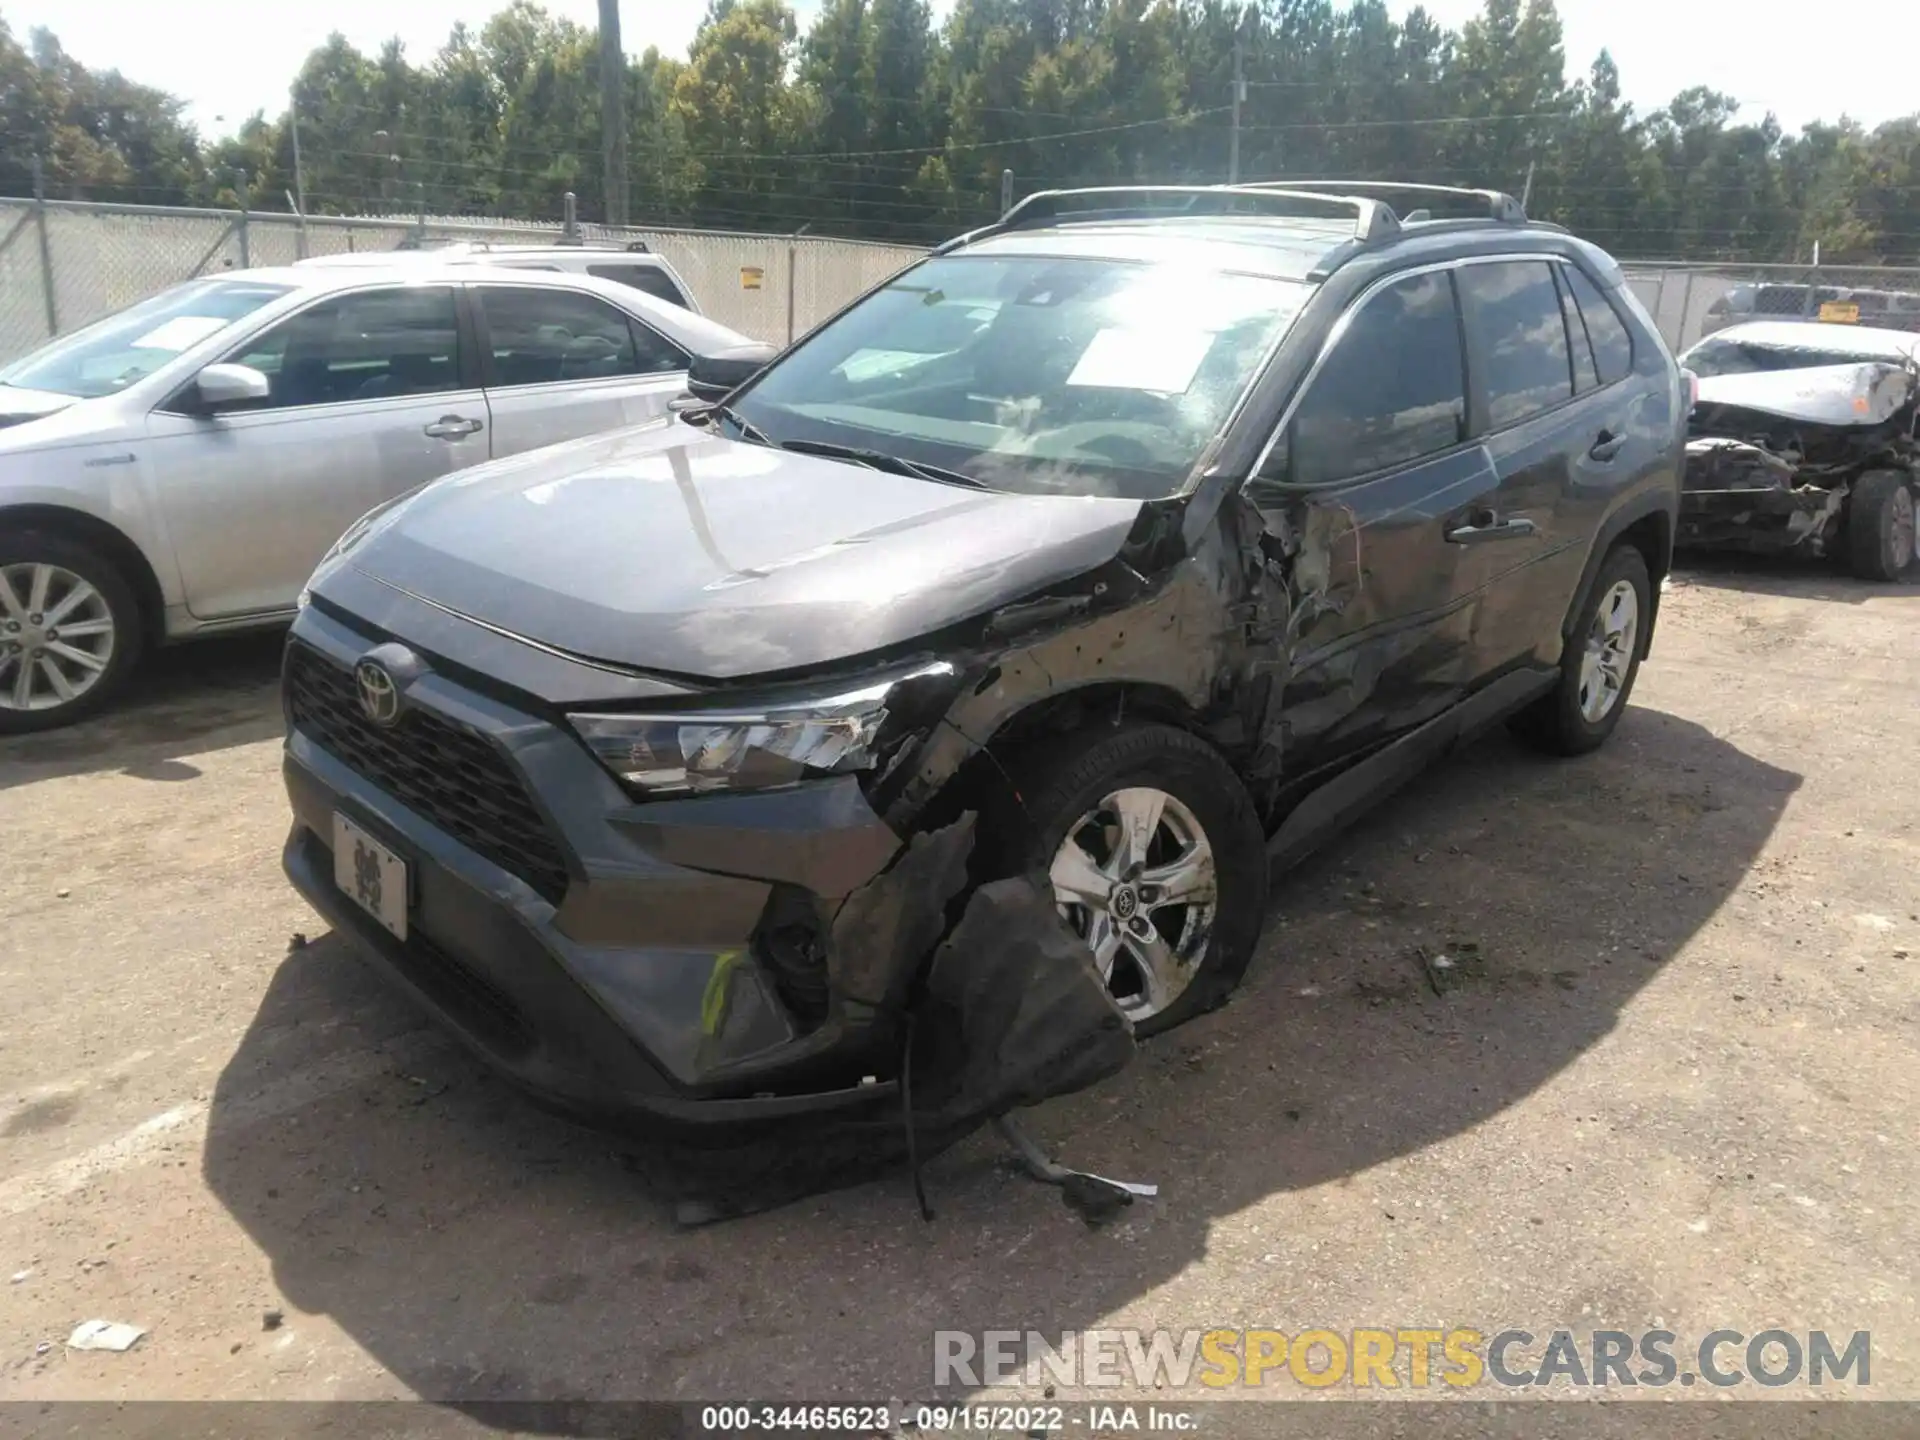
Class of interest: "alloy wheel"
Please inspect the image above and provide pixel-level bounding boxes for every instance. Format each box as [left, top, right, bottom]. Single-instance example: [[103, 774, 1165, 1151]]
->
[[1047, 786, 1217, 1023], [1577, 578, 1639, 725], [0, 562, 118, 714]]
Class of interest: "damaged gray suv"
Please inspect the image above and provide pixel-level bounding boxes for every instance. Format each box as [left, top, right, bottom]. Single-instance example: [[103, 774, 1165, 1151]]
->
[[282, 183, 1685, 1136]]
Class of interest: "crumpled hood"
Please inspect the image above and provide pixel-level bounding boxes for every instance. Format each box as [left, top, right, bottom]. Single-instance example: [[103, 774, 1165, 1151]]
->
[[1693, 361, 1914, 428], [338, 418, 1146, 680]]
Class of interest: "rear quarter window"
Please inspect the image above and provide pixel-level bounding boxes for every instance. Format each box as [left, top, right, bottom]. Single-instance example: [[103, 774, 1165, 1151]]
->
[[1563, 264, 1634, 385], [587, 264, 692, 310]]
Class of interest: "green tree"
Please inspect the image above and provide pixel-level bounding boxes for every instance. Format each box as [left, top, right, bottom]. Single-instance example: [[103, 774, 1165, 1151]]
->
[[670, 0, 810, 228], [3, 0, 1919, 264]]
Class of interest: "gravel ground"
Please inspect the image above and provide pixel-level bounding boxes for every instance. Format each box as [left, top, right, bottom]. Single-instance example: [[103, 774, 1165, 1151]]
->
[[0, 560, 1915, 1415]]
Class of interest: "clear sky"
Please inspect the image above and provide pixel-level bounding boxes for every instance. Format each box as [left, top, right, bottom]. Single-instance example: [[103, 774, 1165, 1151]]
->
[[4, 0, 1913, 138]]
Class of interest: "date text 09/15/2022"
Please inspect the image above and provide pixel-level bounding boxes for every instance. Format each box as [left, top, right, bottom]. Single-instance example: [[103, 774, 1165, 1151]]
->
[[697, 1405, 1198, 1432]]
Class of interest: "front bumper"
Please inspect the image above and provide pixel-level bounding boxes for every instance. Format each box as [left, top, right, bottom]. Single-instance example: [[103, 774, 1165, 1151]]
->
[[1676, 437, 1847, 557], [280, 602, 915, 1132], [1676, 485, 1847, 556]]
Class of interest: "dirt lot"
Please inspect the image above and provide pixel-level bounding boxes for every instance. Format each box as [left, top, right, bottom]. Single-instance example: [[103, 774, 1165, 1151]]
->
[[1, 562, 1916, 1416]]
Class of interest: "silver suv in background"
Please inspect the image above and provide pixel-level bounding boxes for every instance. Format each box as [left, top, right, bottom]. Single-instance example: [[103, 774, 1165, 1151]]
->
[[0, 263, 773, 732], [295, 242, 701, 314]]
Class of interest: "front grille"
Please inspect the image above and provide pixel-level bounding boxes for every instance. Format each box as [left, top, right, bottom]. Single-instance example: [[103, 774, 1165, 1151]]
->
[[286, 645, 571, 904]]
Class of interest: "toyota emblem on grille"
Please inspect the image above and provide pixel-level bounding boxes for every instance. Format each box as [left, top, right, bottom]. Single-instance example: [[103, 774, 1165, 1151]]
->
[[354, 659, 401, 727]]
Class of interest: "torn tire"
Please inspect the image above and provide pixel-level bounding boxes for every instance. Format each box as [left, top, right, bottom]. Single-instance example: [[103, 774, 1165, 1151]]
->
[[982, 720, 1268, 1036], [1846, 470, 1917, 582]]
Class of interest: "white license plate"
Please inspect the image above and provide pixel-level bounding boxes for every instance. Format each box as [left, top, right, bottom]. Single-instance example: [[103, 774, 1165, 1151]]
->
[[333, 813, 408, 940]]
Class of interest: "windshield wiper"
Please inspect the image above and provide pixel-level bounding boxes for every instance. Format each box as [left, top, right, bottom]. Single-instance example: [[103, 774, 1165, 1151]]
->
[[775, 438, 988, 489]]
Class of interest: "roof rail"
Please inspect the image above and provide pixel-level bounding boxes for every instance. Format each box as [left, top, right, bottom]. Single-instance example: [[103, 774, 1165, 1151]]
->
[[1248, 180, 1527, 224], [987, 185, 1402, 244]]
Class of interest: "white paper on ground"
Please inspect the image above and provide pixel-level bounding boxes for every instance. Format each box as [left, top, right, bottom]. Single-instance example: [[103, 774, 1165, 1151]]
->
[[68, 1319, 146, 1352], [1066, 325, 1213, 394]]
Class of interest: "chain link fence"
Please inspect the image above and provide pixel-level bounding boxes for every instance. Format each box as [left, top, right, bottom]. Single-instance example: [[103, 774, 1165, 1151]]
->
[[0, 198, 927, 364], [0, 204, 52, 359], [1620, 262, 1920, 355], [8, 194, 1920, 369]]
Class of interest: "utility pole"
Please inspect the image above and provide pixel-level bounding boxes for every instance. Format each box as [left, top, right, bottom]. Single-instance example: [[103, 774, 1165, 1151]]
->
[[1229, 40, 1245, 185], [289, 93, 309, 257], [31, 155, 57, 336], [599, 0, 629, 229], [289, 96, 307, 216], [235, 169, 251, 268], [1520, 160, 1536, 212]]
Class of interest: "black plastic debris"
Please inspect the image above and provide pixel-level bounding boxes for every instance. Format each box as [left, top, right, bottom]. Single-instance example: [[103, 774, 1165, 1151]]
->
[[1059, 1172, 1136, 1228], [828, 813, 977, 1017], [908, 875, 1136, 1130], [995, 1115, 1157, 1229], [658, 872, 1142, 1228]]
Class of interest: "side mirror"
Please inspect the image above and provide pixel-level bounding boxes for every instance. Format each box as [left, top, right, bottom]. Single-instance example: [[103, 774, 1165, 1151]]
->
[[195, 363, 270, 410], [684, 342, 778, 404]]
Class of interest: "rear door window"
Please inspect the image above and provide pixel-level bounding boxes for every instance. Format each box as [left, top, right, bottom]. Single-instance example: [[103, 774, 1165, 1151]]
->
[[587, 263, 692, 310], [1563, 264, 1634, 384], [478, 286, 671, 386], [1273, 269, 1467, 486], [1458, 261, 1573, 430]]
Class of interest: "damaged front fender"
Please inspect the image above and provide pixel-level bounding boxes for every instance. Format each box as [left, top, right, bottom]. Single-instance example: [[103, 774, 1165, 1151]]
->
[[878, 493, 1296, 829]]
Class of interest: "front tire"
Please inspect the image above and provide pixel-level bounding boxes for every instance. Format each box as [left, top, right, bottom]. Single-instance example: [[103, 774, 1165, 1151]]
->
[[984, 721, 1268, 1036], [1510, 543, 1650, 757], [0, 533, 144, 735], [1846, 470, 1916, 582]]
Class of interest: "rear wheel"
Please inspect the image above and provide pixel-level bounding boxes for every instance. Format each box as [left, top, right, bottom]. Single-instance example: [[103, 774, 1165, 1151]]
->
[[1510, 543, 1650, 757], [1846, 470, 1916, 582], [0, 533, 144, 735], [983, 721, 1268, 1036]]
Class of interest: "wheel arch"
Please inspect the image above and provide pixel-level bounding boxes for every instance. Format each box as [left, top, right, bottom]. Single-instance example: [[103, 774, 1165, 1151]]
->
[[985, 679, 1219, 755], [0, 504, 168, 643], [1565, 495, 1673, 656], [903, 677, 1238, 837]]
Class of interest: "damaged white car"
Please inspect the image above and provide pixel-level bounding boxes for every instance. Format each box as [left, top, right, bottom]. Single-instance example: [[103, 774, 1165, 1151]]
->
[[1677, 321, 1920, 579]]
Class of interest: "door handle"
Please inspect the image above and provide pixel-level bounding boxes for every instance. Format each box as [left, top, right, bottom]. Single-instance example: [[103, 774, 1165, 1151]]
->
[[424, 415, 483, 439], [1589, 428, 1627, 462], [1444, 513, 1539, 545]]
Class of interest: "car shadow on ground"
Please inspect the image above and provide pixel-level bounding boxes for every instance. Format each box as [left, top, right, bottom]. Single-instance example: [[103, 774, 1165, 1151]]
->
[[1671, 552, 1915, 602], [0, 630, 285, 791], [200, 703, 1798, 1419]]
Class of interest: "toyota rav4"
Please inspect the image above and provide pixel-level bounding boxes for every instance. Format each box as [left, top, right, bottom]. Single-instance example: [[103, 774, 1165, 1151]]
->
[[281, 183, 1685, 1135]]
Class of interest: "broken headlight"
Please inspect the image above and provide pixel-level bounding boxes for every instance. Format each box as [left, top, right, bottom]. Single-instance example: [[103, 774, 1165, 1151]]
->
[[569, 664, 951, 797]]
